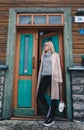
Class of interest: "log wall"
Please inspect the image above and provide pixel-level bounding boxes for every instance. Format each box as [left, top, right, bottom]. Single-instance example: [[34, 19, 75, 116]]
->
[[0, 0, 84, 65]]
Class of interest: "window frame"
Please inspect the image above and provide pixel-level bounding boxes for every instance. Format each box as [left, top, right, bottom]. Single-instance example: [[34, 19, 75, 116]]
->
[[16, 13, 64, 26]]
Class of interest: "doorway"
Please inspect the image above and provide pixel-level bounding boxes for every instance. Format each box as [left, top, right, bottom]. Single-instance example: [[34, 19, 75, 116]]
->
[[37, 30, 65, 117]]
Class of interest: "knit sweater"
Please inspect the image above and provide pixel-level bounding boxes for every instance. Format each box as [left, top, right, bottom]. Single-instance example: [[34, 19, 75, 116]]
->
[[41, 51, 52, 76]]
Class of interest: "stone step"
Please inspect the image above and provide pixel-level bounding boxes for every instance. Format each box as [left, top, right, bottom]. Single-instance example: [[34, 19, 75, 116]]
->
[[0, 120, 84, 130]]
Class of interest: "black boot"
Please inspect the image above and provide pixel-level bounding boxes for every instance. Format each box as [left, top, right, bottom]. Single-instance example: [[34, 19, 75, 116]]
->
[[44, 99, 56, 126]]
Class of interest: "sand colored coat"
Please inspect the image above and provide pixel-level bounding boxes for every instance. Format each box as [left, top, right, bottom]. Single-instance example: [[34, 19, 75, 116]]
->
[[37, 52, 63, 99]]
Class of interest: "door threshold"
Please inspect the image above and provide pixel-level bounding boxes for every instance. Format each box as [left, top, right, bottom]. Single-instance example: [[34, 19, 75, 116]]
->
[[11, 116, 67, 121], [11, 116, 44, 121]]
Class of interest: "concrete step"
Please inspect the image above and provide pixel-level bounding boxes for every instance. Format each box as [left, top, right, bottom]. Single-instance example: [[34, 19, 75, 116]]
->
[[0, 120, 84, 130]]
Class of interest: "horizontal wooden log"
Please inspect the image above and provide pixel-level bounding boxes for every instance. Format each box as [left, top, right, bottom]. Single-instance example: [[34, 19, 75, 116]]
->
[[73, 49, 84, 53], [73, 45, 84, 49]]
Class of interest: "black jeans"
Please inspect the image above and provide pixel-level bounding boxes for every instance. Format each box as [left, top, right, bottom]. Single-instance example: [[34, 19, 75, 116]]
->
[[37, 75, 51, 109]]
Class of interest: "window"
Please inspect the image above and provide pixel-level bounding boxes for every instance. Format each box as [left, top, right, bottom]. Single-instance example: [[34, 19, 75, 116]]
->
[[34, 15, 46, 24], [17, 14, 64, 26], [19, 16, 32, 24], [49, 15, 61, 24]]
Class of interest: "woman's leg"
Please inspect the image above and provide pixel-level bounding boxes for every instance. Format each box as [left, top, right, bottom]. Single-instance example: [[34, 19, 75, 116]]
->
[[37, 75, 51, 109], [44, 99, 56, 126], [50, 99, 56, 119]]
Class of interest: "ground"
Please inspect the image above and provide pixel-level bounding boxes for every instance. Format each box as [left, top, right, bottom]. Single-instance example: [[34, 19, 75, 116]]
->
[[0, 120, 84, 130]]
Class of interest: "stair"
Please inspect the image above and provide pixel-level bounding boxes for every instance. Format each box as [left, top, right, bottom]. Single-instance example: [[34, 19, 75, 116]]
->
[[0, 120, 84, 130]]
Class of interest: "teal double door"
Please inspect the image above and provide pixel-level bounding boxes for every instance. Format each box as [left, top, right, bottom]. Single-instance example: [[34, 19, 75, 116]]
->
[[13, 31, 64, 117]]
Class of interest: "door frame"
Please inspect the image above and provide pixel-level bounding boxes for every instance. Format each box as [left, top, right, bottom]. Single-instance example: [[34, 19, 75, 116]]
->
[[2, 8, 73, 120]]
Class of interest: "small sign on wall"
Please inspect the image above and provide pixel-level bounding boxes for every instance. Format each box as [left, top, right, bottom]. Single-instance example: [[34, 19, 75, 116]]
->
[[75, 16, 84, 23]]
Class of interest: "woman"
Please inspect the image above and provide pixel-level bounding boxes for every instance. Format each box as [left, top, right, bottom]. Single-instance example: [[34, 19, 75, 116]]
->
[[37, 41, 63, 126]]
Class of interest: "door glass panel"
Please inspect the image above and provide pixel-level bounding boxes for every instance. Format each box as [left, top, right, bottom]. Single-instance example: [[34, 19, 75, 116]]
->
[[24, 36, 29, 73], [49, 16, 61, 24], [34, 16, 46, 24], [19, 34, 33, 75], [19, 16, 32, 24]]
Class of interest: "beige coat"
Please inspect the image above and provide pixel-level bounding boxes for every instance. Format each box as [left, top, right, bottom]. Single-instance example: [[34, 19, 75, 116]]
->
[[37, 52, 63, 99]]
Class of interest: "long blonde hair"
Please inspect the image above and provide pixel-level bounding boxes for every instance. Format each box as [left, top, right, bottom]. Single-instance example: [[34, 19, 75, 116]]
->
[[44, 41, 55, 53]]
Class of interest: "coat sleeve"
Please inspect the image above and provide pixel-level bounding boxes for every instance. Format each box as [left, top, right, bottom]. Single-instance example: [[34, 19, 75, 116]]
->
[[57, 54, 63, 83], [36, 53, 43, 96]]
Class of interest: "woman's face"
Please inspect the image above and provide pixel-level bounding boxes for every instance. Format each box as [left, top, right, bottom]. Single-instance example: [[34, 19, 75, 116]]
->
[[44, 43, 50, 52]]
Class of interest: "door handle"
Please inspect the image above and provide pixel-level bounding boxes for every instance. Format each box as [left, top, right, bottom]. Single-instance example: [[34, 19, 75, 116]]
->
[[33, 57, 35, 69]]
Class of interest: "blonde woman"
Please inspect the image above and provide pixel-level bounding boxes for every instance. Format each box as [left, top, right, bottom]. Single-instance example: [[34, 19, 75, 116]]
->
[[37, 41, 63, 126]]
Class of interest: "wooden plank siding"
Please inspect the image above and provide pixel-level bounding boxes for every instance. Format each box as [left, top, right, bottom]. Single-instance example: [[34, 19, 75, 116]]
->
[[0, 0, 84, 64]]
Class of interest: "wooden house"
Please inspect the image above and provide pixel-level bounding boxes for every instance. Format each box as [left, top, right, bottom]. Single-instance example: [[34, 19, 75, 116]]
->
[[0, 0, 84, 121]]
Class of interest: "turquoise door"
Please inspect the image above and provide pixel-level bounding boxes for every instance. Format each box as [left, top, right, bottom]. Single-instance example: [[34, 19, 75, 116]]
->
[[38, 32, 64, 116], [13, 33, 37, 116], [18, 34, 33, 108]]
